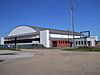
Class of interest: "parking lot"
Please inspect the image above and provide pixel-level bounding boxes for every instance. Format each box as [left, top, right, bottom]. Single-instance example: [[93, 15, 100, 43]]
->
[[0, 49, 100, 75]]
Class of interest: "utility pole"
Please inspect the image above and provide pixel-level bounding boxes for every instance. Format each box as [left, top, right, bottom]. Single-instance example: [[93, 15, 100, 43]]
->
[[71, 0, 75, 48], [67, 29, 69, 47]]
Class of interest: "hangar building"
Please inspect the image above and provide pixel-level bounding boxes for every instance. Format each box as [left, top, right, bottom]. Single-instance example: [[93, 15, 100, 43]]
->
[[4, 25, 96, 48]]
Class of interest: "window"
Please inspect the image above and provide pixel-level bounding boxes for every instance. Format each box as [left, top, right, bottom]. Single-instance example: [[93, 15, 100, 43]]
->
[[76, 41, 77, 45], [88, 41, 91, 46], [63, 41, 64, 44], [59, 41, 60, 44], [79, 41, 80, 45], [68, 41, 70, 43], [84, 41, 86, 45], [65, 41, 67, 43], [81, 41, 83, 45]]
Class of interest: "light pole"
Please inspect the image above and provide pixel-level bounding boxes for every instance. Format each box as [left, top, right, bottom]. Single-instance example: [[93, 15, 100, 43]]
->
[[71, 0, 75, 48]]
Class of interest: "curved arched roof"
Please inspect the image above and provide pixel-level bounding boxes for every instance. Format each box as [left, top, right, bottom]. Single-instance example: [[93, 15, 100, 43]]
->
[[8, 25, 37, 36], [6, 25, 81, 38]]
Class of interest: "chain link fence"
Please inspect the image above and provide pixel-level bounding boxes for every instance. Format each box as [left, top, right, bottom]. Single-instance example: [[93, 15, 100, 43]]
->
[[0, 44, 45, 50]]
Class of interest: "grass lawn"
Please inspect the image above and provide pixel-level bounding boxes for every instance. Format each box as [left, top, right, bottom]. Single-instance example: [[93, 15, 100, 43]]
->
[[62, 46, 100, 52]]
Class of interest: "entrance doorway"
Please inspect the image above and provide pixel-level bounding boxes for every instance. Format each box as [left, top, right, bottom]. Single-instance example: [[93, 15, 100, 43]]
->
[[52, 41, 57, 47]]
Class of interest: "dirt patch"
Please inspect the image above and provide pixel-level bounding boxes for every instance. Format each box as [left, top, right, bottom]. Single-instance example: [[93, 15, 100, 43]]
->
[[0, 53, 16, 55]]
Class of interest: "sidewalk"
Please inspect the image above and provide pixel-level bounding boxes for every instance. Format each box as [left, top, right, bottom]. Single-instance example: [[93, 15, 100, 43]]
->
[[0, 50, 18, 55], [0, 50, 36, 61]]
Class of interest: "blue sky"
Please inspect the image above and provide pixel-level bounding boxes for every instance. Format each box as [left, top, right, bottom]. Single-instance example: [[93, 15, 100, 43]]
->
[[0, 0, 100, 40]]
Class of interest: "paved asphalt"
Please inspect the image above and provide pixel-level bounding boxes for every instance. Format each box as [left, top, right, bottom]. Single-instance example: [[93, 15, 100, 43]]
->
[[0, 49, 100, 75]]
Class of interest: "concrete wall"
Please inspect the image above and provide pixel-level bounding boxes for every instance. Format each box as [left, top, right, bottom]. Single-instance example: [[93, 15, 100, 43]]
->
[[0, 37, 5, 45], [87, 37, 96, 46], [40, 30, 50, 48], [74, 37, 96, 47], [50, 34, 80, 39], [74, 38, 87, 46]]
